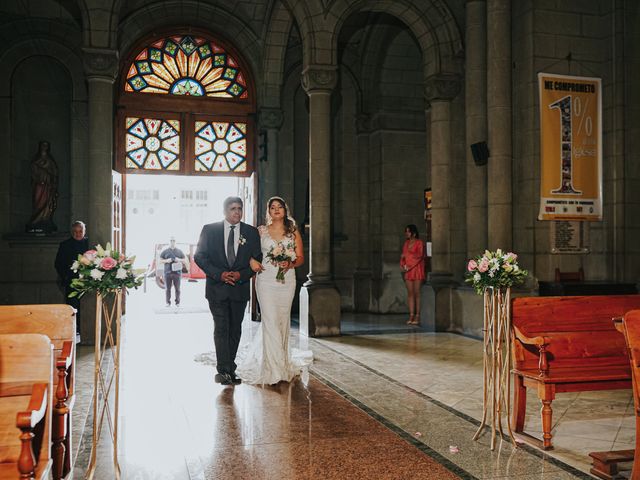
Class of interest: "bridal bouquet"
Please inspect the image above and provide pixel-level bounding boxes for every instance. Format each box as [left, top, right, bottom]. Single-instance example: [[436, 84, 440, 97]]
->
[[465, 249, 528, 295], [69, 243, 143, 298], [266, 239, 297, 283]]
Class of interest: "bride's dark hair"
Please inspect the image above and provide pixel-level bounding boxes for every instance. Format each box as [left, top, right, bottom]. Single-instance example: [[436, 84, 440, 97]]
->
[[266, 196, 297, 235]]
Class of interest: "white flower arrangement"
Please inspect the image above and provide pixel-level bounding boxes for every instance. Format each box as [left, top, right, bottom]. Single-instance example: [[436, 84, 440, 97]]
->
[[69, 243, 143, 298], [465, 249, 528, 295]]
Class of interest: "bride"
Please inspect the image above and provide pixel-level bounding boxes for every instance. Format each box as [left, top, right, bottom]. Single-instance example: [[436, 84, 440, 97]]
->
[[236, 196, 313, 385]]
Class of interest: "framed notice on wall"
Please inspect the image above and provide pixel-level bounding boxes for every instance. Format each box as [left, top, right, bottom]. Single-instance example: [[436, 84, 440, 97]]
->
[[537, 73, 602, 221], [550, 221, 590, 254]]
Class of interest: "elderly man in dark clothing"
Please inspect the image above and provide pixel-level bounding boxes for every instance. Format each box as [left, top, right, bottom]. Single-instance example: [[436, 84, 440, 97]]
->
[[54, 220, 88, 342]]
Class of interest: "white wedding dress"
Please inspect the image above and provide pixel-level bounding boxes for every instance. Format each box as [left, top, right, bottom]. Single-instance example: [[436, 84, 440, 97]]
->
[[236, 228, 313, 385]]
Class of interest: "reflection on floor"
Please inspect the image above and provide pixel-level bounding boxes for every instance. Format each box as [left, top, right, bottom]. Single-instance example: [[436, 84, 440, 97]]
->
[[338, 312, 431, 335], [70, 284, 633, 479]]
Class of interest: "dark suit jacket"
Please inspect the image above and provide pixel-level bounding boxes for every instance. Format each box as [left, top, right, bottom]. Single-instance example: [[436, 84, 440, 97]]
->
[[194, 221, 262, 302], [54, 237, 89, 285]]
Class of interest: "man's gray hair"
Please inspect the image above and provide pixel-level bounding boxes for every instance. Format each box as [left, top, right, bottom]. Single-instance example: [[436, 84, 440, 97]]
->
[[71, 220, 86, 229], [223, 196, 243, 211]]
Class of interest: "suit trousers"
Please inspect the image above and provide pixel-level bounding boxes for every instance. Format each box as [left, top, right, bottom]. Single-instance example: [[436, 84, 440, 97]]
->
[[208, 298, 247, 375]]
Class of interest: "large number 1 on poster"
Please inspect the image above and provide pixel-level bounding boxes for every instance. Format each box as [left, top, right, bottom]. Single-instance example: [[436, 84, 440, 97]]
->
[[549, 95, 580, 194]]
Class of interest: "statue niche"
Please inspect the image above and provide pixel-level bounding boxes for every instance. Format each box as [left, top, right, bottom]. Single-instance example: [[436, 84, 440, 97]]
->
[[26, 141, 59, 234]]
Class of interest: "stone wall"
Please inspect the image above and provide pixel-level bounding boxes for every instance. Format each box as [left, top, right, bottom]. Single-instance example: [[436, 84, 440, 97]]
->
[[2, 0, 639, 330], [623, 0, 640, 281], [512, 0, 639, 283], [10, 57, 72, 233], [0, 6, 88, 318]]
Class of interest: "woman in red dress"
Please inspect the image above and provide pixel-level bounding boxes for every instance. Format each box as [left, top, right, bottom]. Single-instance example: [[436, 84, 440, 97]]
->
[[400, 224, 425, 326]]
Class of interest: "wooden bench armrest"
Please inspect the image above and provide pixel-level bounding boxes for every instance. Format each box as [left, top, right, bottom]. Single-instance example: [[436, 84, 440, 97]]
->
[[56, 341, 73, 371], [55, 341, 74, 410], [512, 325, 550, 376], [16, 383, 49, 478], [512, 325, 548, 346], [16, 383, 48, 428]]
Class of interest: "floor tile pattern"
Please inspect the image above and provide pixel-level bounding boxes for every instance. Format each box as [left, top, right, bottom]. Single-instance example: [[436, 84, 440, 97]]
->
[[68, 285, 634, 479]]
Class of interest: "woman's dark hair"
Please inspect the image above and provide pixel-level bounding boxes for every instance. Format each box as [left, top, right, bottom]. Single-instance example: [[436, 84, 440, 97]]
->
[[267, 197, 297, 235], [405, 224, 419, 238]]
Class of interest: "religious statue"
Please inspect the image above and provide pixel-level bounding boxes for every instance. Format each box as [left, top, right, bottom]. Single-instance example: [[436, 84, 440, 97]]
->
[[26, 141, 59, 233]]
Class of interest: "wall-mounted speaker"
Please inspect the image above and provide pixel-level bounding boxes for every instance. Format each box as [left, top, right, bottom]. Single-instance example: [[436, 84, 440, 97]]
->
[[470, 141, 489, 166]]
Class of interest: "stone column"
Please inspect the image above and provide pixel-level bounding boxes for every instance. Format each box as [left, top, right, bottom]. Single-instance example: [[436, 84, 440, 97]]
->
[[426, 74, 461, 277], [299, 65, 341, 337], [71, 100, 89, 223], [257, 108, 283, 218], [82, 48, 118, 343], [487, 0, 512, 250], [465, 0, 488, 257], [83, 48, 118, 246], [425, 74, 461, 330], [353, 114, 372, 311]]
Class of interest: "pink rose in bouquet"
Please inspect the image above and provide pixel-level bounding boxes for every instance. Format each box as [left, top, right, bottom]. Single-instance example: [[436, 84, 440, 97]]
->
[[478, 258, 489, 272], [69, 242, 143, 298], [465, 249, 528, 295], [100, 256, 118, 271], [266, 238, 297, 283]]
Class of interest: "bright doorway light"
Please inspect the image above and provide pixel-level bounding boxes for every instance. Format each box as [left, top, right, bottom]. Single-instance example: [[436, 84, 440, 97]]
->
[[125, 175, 248, 269]]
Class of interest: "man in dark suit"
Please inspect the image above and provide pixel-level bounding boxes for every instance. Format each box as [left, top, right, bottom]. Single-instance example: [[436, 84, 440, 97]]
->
[[195, 197, 262, 385], [54, 220, 89, 343]]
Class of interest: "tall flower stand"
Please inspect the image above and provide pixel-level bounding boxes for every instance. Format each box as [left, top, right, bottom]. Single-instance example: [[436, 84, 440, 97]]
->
[[85, 291, 123, 479], [473, 287, 517, 450]]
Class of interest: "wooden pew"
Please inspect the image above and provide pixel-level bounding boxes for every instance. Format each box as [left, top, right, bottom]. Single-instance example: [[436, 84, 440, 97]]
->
[[0, 306, 75, 480], [0, 333, 53, 479], [588, 311, 640, 480], [511, 294, 640, 450]]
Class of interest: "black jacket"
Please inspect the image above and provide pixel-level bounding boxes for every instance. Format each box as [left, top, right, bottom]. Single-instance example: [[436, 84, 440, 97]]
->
[[194, 221, 262, 302], [54, 237, 89, 285]]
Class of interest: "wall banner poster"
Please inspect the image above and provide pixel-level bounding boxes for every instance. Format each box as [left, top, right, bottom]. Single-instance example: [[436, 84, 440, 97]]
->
[[538, 73, 602, 221]]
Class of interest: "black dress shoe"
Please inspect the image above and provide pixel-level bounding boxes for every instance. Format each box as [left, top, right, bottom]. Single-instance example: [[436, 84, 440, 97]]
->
[[230, 374, 242, 385]]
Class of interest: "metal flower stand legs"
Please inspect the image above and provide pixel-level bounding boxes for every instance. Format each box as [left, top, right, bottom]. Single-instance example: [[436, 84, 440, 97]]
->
[[85, 291, 122, 479], [473, 287, 517, 450]]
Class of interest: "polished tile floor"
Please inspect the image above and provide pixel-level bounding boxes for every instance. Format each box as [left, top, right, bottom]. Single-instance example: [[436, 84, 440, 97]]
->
[[70, 284, 634, 479]]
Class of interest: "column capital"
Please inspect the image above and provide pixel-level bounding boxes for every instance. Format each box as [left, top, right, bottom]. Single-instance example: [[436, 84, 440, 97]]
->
[[83, 47, 119, 83], [424, 73, 462, 102], [258, 107, 284, 130], [301, 65, 337, 94]]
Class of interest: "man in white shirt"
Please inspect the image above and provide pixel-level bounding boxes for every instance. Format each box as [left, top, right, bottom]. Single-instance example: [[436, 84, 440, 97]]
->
[[194, 197, 262, 385]]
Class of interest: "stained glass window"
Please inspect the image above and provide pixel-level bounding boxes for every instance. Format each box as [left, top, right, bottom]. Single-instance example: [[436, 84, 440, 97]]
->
[[125, 117, 180, 170], [125, 36, 249, 99], [194, 121, 247, 172]]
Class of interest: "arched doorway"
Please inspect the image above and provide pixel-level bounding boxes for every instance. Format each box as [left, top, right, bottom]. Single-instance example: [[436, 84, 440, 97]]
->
[[114, 31, 257, 273]]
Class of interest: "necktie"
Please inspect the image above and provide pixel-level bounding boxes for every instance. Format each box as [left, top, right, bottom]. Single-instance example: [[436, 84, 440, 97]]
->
[[227, 225, 236, 266]]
